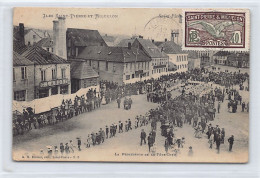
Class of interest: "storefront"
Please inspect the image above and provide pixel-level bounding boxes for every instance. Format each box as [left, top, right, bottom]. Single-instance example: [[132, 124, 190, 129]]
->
[[36, 78, 70, 98]]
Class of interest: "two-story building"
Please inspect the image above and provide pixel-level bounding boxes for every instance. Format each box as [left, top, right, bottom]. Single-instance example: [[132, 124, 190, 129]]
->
[[227, 52, 250, 68], [13, 52, 35, 101], [21, 46, 71, 98], [76, 44, 151, 85], [213, 51, 231, 65], [132, 38, 169, 78], [66, 28, 107, 59], [158, 41, 188, 73]]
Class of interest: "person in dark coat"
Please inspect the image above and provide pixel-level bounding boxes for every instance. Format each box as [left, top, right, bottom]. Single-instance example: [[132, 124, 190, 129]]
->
[[216, 134, 221, 154], [77, 138, 81, 151], [60, 143, 64, 155], [148, 133, 153, 152], [228, 135, 234, 151], [105, 126, 109, 139], [140, 129, 146, 146], [117, 97, 121, 109]]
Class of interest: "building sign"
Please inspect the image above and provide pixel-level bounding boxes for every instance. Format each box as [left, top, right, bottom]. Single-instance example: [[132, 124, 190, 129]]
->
[[153, 65, 166, 69], [39, 78, 69, 88]]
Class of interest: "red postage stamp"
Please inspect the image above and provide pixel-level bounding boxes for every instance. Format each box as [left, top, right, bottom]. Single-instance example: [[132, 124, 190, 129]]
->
[[184, 11, 246, 49]]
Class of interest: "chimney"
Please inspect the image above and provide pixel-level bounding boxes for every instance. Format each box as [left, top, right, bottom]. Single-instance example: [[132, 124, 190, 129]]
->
[[165, 38, 167, 42], [53, 17, 67, 60], [53, 20, 59, 56], [19, 23, 25, 46], [171, 30, 179, 44], [128, 42, 131, 49]]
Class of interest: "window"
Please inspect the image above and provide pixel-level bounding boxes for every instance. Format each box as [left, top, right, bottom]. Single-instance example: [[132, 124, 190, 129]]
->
[[52, 48, 54, 52], [142, 62, 144, 69], [47, 48, 49, 52], [41, 70, 46, 81], [126, 75, 130, 80], [14, 90, 26, 101], [21, 67, 27, 80], [98, 61, 100, 69], [89, 60, 92, 66], [13, 68, 15, 81], [132, 74, 135, 78], [33, 35, 36, 39], [61, 68, 66, 79], [52, 69, 57, 79], [106, 61, 108, 71], [126, 63, 128, 70]]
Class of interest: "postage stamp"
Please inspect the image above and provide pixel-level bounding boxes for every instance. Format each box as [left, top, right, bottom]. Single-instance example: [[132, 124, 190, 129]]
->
[[183, 10, 250, 50]]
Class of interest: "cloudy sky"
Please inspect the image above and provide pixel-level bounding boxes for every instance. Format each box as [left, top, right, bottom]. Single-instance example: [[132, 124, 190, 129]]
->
[[13, 7, 183, 42]]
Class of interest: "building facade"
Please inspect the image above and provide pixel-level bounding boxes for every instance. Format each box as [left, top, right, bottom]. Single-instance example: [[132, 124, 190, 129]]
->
[[213, 51, 231, 65], [227, 53, 250, 68], [70, 61, 99, 93], [13, 52, 35, 101], [132, 38, 169, 78], [66, 28, 107, 59], [158, 41, 188, 73], [21, 46, 71, 99], [76, 45, 151, 85]]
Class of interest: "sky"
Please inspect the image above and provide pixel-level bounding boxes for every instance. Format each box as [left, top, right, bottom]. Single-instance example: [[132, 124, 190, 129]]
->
[[13, 7, 183, 42]]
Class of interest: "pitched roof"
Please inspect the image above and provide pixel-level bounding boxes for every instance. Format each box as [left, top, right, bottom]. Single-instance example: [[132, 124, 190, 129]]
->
[[13, 51, 34, 66], [213, 51, 231, 56], [67, 28, 107, 47], [117, 39, 135, 47], [133, 38, 168, 58], [21, 45, 69, 65], [158, 41, 186, 54], [35, 38, 54, 48], [186, 50, 199, 59], [76, 46, 151, 63], [227, 53, 250, 61], [13, 40, 29, 55], [71, 61, 99, 79]]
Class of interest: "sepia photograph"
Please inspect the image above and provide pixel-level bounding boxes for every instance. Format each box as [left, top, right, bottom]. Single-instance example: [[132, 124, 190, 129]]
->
[[12, 7, 250, 163]]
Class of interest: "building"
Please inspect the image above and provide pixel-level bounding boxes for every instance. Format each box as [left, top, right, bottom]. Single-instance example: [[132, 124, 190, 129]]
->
[[132, 38, 169, 78], [66, 28, 107, 59], [76, 44, 151, 85], [213, 51, 231, 65], [227, 53, 250, 68], [158, 41, 188, 73], [35, 37, 54, 53], [13, 52, 35, 101], [70, 61, 99, 93], [13, 23, 50, 46], [187, 51, 200, 70], [197, 50, 216, 66], [21, 46, 71, 98]]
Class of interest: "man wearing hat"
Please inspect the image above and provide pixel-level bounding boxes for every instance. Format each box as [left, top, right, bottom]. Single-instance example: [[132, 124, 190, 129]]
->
[[228, 135, 234, 152]]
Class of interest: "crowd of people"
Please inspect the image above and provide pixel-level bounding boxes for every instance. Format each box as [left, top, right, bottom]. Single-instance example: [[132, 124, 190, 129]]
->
[[14, 68, 249, 160]]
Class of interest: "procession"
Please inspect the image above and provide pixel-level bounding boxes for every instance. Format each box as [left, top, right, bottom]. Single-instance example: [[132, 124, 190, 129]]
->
[[12, 8, 250, 162], [13, 67, 249, 160]]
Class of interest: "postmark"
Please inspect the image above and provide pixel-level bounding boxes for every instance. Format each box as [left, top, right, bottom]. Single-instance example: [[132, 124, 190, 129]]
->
[[183, 10, 249, 50]]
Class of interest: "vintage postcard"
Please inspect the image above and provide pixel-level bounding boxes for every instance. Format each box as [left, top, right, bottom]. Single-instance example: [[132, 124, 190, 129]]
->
[[12, 8, 250, 163]]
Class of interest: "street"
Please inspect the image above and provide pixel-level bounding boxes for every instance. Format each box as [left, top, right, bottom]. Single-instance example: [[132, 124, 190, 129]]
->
[[13, 84, 249, 163]]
